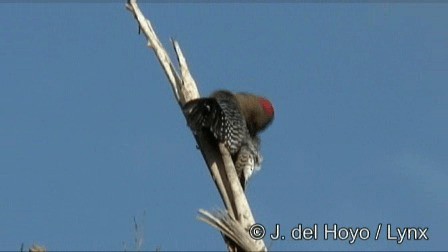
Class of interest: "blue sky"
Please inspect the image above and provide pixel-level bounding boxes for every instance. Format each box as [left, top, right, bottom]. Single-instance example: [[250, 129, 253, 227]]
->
[[1, 3, 447, 251]]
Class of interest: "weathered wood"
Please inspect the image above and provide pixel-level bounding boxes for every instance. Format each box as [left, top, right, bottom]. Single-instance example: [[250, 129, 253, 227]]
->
[[126, 1, 266, 250]]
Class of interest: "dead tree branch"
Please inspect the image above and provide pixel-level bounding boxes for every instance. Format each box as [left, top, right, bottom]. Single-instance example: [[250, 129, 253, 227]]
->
[[126, 1, 266, 251]]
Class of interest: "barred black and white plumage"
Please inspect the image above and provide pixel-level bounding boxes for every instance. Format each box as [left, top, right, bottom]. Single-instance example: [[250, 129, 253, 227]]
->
[[234, 137, 262, 190], [212, 91, 250, 154], [183, 90, 274, 190]]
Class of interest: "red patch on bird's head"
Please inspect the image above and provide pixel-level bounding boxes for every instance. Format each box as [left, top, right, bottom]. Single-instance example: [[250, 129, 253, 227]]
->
[[259, 97, 274, 117]]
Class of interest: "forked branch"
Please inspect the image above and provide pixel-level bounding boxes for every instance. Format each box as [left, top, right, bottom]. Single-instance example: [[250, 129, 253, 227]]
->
[[126, 1, 266, 251]]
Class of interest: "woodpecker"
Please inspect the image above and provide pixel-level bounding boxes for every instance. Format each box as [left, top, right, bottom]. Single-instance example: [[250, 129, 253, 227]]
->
[[183, 90, 274, 190]]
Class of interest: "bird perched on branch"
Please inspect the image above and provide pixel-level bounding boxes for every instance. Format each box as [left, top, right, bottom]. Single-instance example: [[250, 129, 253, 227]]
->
[[183, 90, 274, 190]]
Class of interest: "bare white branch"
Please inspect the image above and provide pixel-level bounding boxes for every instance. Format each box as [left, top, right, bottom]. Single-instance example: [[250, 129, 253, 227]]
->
[[198, 209, 266, 252], [126, 1, 266, 251]]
